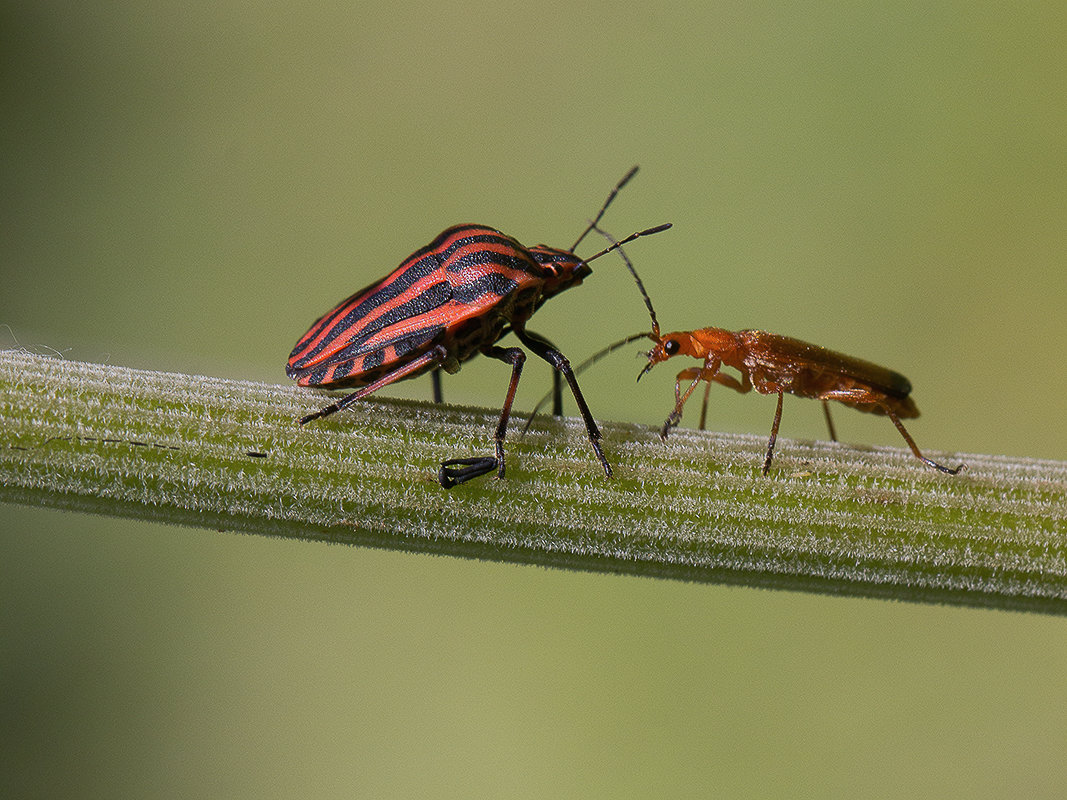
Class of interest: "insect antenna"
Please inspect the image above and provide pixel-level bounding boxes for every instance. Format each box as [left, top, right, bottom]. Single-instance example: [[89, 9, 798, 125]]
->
[[570, 165, 640, 251], [580, 222, 673, 266], [589, 224, 661, 339]]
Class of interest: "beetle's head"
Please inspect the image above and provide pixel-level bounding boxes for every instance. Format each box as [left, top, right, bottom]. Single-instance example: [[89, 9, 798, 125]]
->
[[638, 333, 693, 381]]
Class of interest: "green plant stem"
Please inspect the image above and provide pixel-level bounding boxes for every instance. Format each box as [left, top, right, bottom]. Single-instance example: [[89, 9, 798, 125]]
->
[[2, 349, 1065, 613]]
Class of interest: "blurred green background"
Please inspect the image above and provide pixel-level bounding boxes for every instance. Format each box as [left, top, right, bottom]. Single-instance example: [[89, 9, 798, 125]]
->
[[2, 1, 1065, 797]]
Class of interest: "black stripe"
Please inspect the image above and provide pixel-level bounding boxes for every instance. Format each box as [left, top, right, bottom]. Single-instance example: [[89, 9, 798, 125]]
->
[[393, 326, 443, 357], [360, 348, 385, 372], [308, 364, 330, 385], [438, 232, 541, 276], [290, 324, 447, 385], [313, 282, 452, 365], [443, 247, 543, 280], [452, 272, 520, 304], [347, 326, 443, 373], [292, 254, 447, 368]]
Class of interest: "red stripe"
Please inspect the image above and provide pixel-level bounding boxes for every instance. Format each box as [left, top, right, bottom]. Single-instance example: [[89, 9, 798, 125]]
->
[[292, 233, 540, 369]]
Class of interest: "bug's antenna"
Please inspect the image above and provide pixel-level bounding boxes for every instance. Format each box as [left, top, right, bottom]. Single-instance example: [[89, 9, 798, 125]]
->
[[581, 223, 672, 269], [590, 224, 661, 339], [570, 165, 640, 252]]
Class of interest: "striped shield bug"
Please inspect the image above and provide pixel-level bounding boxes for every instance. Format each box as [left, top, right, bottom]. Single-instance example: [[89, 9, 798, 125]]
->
[[531, 226, 964, 476], [286, 167, 671, 488]]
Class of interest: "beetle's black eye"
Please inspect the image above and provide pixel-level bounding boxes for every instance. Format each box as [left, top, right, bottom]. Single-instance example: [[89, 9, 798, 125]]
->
[[664, 339, 681, 356]]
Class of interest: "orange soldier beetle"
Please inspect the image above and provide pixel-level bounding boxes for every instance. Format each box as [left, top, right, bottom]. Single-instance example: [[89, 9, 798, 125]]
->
[[535, 228, 964, 476]]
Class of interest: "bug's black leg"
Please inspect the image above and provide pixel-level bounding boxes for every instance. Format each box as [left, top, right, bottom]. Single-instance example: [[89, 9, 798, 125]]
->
[[439, 457, 498, 489], [762, 391, 785, 475], [484, 345, 526, 478], [515, 325, 611, 478], [431, 369, 443, 404], [521, 332, 651, 436], [523, 329, 564, 418], [300, 346, 448, 425], [439, 345, 526, 488], [885, 408, 965, 475]]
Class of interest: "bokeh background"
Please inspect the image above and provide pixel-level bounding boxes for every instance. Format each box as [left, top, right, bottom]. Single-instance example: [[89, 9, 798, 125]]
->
[[2, 1, 1065, 797]]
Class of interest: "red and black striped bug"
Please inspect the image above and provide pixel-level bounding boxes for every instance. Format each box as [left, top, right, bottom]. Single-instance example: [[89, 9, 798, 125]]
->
[[286, 167, 671, 489], [533, 227, 964, 476]]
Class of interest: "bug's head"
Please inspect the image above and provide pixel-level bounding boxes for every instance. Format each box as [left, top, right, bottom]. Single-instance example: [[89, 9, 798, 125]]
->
[[528, 245, 592, 298]]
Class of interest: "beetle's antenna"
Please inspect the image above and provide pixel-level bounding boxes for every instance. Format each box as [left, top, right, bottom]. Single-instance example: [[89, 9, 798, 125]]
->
[[570, 165, 640, 251], [589, 224, 661, 339]]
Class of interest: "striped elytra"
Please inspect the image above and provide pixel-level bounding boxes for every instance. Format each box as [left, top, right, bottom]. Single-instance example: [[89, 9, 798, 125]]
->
[[285, 167, 671, 489]]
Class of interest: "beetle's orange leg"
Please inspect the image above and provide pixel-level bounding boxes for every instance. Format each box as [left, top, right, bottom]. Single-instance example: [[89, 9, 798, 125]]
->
[[819, 388, 873, 404], [662, 371, 704, 438], [819, 388, 876, 437], [822, 401, 838, 442], [672, 367, 703, 403], [885, 408, 964, 475], [662, 361, 721, 438], [762, 391, 785, 475], [818, 389, 963, 474]]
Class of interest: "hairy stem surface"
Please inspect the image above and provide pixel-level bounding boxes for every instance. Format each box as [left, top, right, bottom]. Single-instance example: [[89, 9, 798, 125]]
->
[[2, 350, 1065, 613]]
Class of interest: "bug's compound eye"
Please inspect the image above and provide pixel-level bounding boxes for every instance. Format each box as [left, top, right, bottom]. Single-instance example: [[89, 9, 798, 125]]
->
[[663, 339, 681, 356]]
